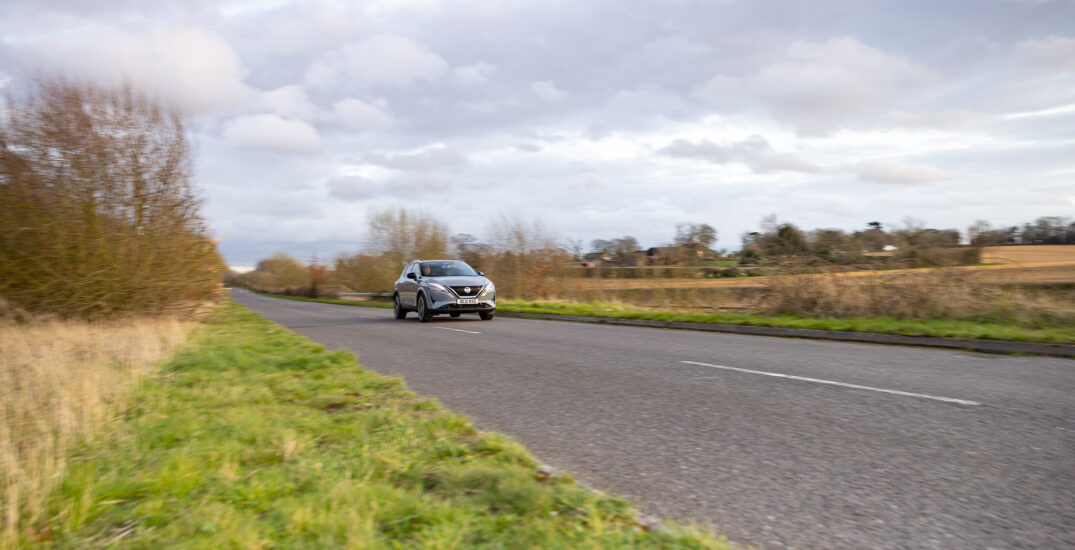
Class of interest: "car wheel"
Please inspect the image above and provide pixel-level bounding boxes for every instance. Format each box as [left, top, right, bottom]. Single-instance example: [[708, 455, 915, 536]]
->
[[450, 312, 461, 318], [479, 311, 494, 320], [393, 295, 407, 319], [416, 293, 432, 322]]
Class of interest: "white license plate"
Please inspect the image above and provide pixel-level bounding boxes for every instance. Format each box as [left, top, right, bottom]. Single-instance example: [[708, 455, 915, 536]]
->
[[457, 298, 478, 305]]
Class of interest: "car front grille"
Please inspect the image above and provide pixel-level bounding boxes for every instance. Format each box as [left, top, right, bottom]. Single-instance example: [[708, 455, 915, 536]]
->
[[450, 285, 482, 297]]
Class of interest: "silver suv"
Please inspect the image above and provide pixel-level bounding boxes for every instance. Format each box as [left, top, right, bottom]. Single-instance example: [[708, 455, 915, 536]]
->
[[393, 259, 495, 322]]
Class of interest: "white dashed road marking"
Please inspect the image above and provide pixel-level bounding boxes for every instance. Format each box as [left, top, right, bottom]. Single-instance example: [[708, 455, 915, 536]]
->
[[680, 360, 981, 406], [434, 326, 482, 335]]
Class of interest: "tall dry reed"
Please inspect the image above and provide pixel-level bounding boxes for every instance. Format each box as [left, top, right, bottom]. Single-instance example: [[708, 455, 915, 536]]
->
[[0, 317, 193, 546], [760, 267, 1075, 324]]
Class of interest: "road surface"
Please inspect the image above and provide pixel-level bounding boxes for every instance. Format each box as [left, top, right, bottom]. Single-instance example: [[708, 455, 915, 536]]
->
[[231, 290, 1075, 549]]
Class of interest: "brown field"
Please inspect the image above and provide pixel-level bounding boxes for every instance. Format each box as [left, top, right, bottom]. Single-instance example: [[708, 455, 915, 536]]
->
[[981, 245, 1075, 264], [568, 257, 1075, 292]]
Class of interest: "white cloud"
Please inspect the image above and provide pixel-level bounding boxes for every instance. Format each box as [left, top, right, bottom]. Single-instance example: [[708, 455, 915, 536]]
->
[[661, 135, 823, 174], [848, 160, 956, 185], [695, 36, 936, 134], [531, 80, 569, 103], [881, 109, 985, 129], [304, 33, 448, 88], [24, 26, 255, 116], [261, 85, 319, 120], [328, 97, 395, 129], [224, 114, 323, 154], [451, 62, 496, 87], [362, 145, 468, 171]]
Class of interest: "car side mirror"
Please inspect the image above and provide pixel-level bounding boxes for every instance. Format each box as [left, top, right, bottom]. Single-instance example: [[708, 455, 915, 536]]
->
[[477, 271, 484, 276], [406, 272, 417, 280]]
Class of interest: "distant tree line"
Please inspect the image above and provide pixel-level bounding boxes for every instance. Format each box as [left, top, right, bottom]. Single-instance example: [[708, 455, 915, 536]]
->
[[967, 217, 1075, 246], [236, 210, 1073, 297]]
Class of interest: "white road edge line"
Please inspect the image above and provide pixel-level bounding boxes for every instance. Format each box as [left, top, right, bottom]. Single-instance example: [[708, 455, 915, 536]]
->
[[680, 361, 981, 406], [434, 326, 482, 335]]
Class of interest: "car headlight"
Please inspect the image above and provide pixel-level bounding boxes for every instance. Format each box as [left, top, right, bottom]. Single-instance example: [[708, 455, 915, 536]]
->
[[427, 282, 450, 293], [480, 282, 495, 297]]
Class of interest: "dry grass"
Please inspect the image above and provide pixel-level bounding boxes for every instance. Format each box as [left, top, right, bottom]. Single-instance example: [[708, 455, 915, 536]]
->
[[551, 264, 1075, 326], [760, 267, 1075, 324], [0, 317, 194, 547], [567, 259, 1075, 292]]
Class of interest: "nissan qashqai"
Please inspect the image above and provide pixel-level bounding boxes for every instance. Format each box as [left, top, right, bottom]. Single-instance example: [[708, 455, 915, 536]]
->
[[393, 260, 495, 322]]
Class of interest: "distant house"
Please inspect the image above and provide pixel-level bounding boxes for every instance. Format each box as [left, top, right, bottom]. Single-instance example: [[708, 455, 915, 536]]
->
[[863, 245, 899, 259], [646, 245, 717, 265], [580, 252, 613, 268]]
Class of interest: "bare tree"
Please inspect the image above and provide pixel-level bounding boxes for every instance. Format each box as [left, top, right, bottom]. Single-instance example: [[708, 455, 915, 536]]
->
[[368, 207, 449, 266]]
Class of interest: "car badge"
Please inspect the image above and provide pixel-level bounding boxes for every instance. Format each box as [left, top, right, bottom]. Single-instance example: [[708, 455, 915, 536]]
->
[[464, 287, 471, 293]]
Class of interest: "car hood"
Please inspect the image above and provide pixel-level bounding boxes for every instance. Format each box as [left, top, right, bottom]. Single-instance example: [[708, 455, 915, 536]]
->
[[428, 276, 489, 287]]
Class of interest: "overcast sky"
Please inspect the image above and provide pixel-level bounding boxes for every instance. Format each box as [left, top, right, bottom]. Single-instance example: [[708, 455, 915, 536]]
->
[[2, 0, 1073, 267]]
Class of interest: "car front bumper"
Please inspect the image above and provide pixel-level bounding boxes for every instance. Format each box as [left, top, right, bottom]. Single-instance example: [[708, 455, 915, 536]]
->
[[428, 297, 496, 313]]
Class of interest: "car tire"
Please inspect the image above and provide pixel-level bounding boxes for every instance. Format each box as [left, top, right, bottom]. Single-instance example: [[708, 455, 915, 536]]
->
[[416, 293, 432, 322], [479, 311, 494, 320], [393, 295, 407, 319]]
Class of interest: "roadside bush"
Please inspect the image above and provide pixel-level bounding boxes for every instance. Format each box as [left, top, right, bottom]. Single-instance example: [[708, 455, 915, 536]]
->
[[0, 77, 222, 319]]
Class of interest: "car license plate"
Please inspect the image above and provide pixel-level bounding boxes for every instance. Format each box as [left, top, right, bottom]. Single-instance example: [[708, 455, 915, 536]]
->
[[457, 298, 478, 305]]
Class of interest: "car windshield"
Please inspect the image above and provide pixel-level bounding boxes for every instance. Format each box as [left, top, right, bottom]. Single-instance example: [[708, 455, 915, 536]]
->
[[421, 261, 478, 277]]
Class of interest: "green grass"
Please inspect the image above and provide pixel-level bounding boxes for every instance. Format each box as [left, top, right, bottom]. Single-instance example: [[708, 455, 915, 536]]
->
[[29, 299, 722, 549], [262, 292, 393, 308], [497, 301, 1075, 344], [254, 291, 1075, 345]]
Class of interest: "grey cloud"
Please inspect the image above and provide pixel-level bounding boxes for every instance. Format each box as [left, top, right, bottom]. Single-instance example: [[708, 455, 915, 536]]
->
[[516, 143, 542, 152], [326, 173, 460, 203], [304, 33, 448, 89], [847, 160, 956, 185], [1017, 35, 1075, 72], [661, 136, 823, 174], [451, 62, 496, 87], [694, 36, 937, 134], [327, 175, 379, 202], [326, 97, 395, 129], [531, 80, 569, 103]]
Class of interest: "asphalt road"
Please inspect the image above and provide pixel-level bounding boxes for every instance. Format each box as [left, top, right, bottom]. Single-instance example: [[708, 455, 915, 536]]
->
[[231, 290, 1075, 549]]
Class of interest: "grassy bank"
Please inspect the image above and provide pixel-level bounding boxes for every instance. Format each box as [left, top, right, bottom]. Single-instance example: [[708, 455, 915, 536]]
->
[[498, 301, 1075, 344], [255, 292, 1075, 344], [23, 299, 721, 548]]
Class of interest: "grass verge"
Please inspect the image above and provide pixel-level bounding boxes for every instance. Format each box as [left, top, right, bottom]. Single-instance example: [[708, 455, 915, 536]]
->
[[254, 291, 1075, 344], [497, 301, 1075, 344], [26, 299, 722, 548]]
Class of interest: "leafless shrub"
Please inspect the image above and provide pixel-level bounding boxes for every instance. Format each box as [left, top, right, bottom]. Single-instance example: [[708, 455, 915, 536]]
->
[[481, 216, 573, 299], [331, 208, 449, 293], [0, 77, 222, 319]]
